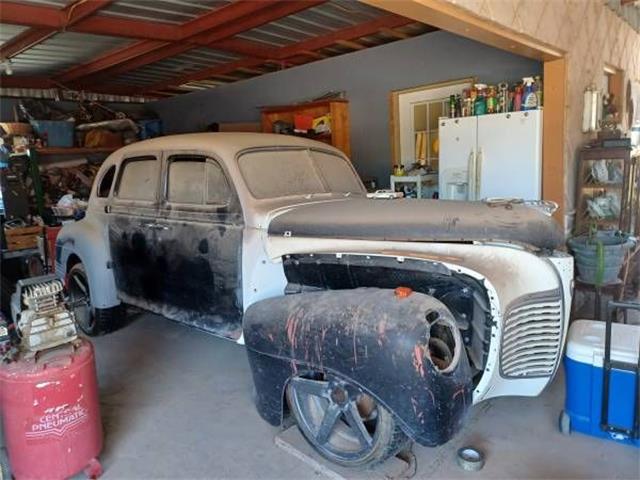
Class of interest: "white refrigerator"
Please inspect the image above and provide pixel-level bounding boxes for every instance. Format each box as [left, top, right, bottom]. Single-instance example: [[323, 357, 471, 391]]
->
[[438, 110, 543, 201]]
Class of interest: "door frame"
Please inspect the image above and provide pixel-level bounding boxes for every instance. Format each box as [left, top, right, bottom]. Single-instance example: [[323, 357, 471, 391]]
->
[[365, 0, 567, 224], [390, 77, 474, 168]]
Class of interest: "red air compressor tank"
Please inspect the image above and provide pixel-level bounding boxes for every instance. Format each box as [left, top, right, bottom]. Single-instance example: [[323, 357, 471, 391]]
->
[[0, 339, 102, 479]]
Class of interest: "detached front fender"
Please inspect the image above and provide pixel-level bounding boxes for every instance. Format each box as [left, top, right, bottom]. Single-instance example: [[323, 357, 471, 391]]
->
[[243, 287, 473, 446]]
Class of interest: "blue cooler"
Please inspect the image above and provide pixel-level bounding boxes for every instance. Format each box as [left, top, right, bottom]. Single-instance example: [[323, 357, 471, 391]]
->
[[563, 319, 639, 446]]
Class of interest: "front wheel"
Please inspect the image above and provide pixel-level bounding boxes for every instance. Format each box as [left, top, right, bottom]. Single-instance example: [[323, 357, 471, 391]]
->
[[67, 263, 122, 336], [286, 373, 410, 468]]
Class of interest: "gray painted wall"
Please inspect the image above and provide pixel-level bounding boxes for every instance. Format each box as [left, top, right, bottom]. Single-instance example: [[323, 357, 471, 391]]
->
[[151, 31, 541, 187]]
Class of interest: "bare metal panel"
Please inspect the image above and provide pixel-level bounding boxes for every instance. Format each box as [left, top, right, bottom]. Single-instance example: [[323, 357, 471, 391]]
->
[[9, 32, 128, 75]]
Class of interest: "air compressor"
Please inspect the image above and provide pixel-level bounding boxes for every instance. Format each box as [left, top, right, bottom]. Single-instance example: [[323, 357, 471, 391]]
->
[[0, 276, 103, 479]]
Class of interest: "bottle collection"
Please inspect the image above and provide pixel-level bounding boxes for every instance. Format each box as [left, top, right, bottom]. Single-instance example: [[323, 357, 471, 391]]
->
[[449, 75, 543, 118]]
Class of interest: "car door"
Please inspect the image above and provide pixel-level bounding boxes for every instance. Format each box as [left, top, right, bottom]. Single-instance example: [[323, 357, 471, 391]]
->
[[153, 152, 244, 340], [107, 153, 165, 311]]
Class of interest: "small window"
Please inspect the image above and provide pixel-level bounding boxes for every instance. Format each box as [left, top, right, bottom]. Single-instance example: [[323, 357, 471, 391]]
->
[[116, 156, 158, 201], [206, 161, 231, 205], [167, 156, 205, 204], [166, 156, 231, 206], [97, 165, 116, 198]]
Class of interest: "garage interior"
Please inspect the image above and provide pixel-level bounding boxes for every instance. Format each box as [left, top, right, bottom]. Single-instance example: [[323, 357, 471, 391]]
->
[[0, 1, 639, 479]]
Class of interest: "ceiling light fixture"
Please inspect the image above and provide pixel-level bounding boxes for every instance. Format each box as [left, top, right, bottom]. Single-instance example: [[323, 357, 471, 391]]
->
[[2, 60, 13, 76]]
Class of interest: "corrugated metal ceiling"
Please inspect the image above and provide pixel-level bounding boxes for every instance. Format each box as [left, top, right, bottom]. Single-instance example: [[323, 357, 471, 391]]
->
[[9, 32, 129, 75], [0, 0, 431, 98]]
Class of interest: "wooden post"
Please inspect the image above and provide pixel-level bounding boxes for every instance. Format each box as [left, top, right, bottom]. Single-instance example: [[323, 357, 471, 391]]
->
[[542, 58, 566, 225]]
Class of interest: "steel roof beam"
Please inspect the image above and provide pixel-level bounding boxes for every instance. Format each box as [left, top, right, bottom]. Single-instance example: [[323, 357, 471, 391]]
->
[[127, 14, 416, 95], [56, 1, 323, 86], [0, 0, 113, 60]]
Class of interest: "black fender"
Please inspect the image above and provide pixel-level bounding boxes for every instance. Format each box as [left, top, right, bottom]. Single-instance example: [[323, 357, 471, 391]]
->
[[243, 287, 473, 446]]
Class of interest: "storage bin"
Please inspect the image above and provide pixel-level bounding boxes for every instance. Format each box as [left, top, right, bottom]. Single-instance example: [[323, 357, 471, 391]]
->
[[137, 119, 163, 140], [30, 120, 75, 147], [563, 320, 639, 446]]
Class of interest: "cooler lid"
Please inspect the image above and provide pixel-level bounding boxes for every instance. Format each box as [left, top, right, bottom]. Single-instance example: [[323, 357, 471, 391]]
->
[[566, 320, 640, 367]]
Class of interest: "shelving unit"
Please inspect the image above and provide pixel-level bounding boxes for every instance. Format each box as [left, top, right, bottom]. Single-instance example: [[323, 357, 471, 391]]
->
[[35, 147, 117, 155], [261, 99, 351, 156], [574, 145, 637, 235], [7, 147, 117, 217]]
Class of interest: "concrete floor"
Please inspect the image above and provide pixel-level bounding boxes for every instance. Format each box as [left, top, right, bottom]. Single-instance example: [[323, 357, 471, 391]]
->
[[92, 314, 639, 480]]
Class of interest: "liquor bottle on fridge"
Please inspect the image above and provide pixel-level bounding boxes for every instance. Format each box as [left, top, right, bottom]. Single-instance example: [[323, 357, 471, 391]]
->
[[438, 110, 543, 201]]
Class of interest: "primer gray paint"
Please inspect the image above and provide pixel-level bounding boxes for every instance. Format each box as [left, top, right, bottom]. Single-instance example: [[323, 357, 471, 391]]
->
[[151, 31, 541, 187]]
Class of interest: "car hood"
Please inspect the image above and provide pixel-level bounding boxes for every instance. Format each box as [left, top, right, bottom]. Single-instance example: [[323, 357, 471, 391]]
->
[[267, 198, 563, 250]]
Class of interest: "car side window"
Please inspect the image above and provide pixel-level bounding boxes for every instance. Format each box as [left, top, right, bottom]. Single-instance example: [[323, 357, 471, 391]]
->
[[206, 161, 231, 205], [97, 165, 116, 198], [115, 156, 158, 201], [166, 155, 231, 206], [167, 156, 206, 204]]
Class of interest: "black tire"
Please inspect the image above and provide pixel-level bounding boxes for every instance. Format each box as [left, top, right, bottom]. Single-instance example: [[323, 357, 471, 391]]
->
[[67, 263, 122, 336], [0, 446, 10, 480], [286, 373, 410, 468]]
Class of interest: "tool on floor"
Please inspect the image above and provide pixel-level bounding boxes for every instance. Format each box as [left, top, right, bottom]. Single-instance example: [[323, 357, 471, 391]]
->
[[561, 300, 640, 447], [456, 446, 485, 471], [0, 275, 104, 479]]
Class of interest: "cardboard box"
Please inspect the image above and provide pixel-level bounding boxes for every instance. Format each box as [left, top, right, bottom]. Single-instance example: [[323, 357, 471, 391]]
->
[[0, 122, 32, 136]]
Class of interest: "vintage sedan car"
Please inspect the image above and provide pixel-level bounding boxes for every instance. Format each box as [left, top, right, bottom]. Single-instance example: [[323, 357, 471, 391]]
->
[[56, 133, 573, 467]]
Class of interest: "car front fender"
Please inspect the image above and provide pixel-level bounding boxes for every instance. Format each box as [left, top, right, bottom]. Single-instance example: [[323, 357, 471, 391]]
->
[[56, 218, 119, 309], [243, 287, 473, 446]]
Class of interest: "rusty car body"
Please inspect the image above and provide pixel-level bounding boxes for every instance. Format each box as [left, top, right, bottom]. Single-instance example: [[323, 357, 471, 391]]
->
[[56, 133, 573, 466]]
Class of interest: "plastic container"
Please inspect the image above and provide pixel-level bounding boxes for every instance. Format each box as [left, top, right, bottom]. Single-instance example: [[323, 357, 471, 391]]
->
[[30, 120, 75, 147], [137, 119, 163, 140], [563, 320, 639, 446], [0, 339, 103, 479]]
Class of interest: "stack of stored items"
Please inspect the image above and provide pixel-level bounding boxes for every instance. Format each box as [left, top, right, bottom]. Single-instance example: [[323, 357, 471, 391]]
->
[[447, 75, 543, 118], [40, 162, 100, 205], [14, 98, 162, 148]]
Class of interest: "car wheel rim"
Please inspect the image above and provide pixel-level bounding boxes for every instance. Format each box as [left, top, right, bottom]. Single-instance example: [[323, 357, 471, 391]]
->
[[289, 375, 380, 462], [69, 271, 94, 331]]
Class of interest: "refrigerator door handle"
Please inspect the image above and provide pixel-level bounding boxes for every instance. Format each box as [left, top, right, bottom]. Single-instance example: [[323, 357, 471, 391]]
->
[[475, 148, 483, 200], [467, 148, 476, 200]]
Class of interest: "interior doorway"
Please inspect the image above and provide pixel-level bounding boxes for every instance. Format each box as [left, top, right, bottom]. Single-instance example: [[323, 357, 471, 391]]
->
[[392, 78, 473, 170]]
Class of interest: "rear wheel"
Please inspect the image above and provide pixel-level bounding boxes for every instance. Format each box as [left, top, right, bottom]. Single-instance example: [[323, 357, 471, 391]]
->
[[67, 263, 121, 336], [286, 373, 410, 468]]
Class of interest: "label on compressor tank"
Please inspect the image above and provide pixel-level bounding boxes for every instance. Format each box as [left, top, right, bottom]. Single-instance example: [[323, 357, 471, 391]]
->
[[26, 379, 90, 441]]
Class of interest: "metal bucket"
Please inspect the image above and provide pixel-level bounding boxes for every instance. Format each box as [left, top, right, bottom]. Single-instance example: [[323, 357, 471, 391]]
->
[[568, 232, 635, 285]]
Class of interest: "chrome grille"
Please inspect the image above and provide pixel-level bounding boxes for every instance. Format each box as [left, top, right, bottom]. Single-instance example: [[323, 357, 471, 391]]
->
[[500, 291, 563, 378]]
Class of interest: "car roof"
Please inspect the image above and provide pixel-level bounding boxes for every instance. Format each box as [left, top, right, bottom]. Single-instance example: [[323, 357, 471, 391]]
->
[[112, 132, 344, 160]]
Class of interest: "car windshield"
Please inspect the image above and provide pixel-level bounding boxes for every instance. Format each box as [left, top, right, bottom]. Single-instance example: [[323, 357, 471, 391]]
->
[[238, 148, 365, 199]]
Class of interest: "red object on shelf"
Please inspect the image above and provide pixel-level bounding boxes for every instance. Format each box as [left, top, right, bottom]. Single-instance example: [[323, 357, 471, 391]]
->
[[293, 114, 314, 131], [0, 339, 103, 480], [46, 225, 62, 272]]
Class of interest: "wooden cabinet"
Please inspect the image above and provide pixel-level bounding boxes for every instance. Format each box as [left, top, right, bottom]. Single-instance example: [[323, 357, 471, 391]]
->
[[260, 100, 351, 157]]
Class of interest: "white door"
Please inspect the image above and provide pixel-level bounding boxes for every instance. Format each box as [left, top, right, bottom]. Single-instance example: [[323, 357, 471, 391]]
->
[[397, 80, 472, 169], [438, 116, 477, 200], [476, 110, 543, 200]]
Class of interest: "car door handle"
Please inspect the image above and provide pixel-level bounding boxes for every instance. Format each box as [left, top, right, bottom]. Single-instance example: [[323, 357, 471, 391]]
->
[[143, 222, 171, 230]]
